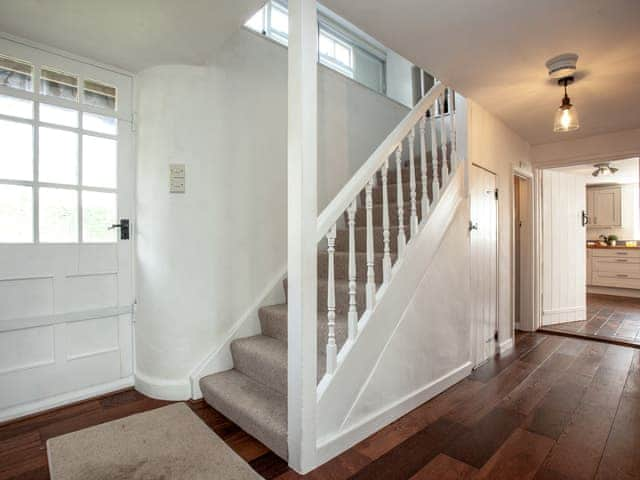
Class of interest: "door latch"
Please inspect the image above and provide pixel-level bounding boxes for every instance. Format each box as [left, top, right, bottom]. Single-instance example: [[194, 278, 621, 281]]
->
[[109, 219, 130, 240]]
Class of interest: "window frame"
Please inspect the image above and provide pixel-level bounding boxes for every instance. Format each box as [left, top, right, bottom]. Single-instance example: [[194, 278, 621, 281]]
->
[[0, 42, 128, 245]]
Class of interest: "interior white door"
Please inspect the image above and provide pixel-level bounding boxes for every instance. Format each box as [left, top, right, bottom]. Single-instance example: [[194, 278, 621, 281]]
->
[[470, 165, 498, 365], [542, 169, 586, 326], [0, 38, 135, 421]]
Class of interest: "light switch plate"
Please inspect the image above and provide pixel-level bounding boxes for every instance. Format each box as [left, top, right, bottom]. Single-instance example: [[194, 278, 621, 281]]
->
[[169, 163, 185, 178], [170, 178, 185, 193], [169, 163, 186, 193]]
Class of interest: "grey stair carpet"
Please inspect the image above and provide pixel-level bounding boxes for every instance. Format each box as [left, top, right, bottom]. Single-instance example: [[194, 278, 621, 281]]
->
[[200, 157, 446, 461]]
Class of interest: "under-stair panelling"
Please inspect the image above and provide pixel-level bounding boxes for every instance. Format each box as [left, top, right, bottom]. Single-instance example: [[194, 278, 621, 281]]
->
[[200, 162, 426, 461]]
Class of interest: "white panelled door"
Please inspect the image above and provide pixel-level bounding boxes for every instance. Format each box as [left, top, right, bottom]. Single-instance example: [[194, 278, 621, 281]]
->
[[470, 165, 498, 366], [542, 169, 586, 326], [0, 38, 135, 421]]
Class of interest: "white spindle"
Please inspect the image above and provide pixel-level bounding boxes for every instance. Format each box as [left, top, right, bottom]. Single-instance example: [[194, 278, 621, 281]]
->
[[419, 116, 429, 220], [326, 224, 337, 375], [381, 159, 392, 283], [394, 144, 407, 254], [429, 109, 440, 204], [346, 201, 358, 341], [449, 88, 457, 171], [439, 92, 449, 186], [365, 179, 376, 310], [408, 127, 418, 237]]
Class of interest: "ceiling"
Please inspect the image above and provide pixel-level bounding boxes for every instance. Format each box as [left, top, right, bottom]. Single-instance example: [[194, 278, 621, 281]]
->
[[554, 157, 639, 185], [0, 0, 264, 72], [321, 0, 640, 145]]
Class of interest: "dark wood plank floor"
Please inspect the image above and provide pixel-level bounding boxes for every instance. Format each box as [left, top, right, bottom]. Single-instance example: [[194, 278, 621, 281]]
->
[[540, 294, 640, 348], [1, 332, 638, 479]]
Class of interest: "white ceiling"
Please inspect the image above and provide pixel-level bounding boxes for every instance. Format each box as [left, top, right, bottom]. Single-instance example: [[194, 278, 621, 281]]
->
[[0, 0, 264, 72], [554, 157, 639, 185], [321, 0, 640, 146]]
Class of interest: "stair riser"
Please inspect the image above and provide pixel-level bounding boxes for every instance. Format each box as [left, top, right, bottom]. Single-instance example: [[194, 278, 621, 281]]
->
[[259, 308, 349, 353], [231, 341, 287, 396], [318, 251, 392, 284], [335, 227, 400, 253], [353, 202, 422, 228], [283, 279, 367, 316]]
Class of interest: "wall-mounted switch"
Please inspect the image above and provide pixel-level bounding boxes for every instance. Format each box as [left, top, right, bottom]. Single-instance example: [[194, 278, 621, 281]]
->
[[169, 163, 186, 193]]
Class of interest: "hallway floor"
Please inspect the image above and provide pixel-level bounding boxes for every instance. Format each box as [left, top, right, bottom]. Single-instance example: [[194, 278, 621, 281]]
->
[[540, 294, 640, 348], [1, 332, 638, 479]]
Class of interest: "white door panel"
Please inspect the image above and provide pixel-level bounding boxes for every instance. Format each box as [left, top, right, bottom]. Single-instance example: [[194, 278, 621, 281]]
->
[[470, 165, 498, 365], [542, 170, 586, 325], [0, 38, 134, 421]]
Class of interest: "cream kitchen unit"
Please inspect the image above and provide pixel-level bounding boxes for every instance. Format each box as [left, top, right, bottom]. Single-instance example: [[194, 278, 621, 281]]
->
[[586, 185, 622, 227], [587, 247, 640, 293]]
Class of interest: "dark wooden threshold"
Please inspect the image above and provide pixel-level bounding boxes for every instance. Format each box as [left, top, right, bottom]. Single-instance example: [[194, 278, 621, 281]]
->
[[538, 327, 640, 349]]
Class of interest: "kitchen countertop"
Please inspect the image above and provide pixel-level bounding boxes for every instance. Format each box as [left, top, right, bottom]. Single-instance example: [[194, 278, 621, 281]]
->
[[587, 244, 640, 249]]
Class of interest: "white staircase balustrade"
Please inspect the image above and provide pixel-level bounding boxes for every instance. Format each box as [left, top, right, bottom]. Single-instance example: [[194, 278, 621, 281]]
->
[[316, 82, 458, 382]]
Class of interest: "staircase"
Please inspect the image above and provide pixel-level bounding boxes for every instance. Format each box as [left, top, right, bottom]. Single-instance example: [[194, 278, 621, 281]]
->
[[199, 82, 457, 462]]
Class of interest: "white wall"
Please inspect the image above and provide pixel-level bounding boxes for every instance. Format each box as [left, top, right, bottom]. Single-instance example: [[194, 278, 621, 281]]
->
[[134, 29, 408, 398], [587, 183, 640, 241], [467, 100, 532, 344], [531, 127, 640, 168]]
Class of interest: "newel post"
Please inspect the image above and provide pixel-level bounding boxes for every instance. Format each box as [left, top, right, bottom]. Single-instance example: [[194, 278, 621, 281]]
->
[[287, 0, 318, 473]]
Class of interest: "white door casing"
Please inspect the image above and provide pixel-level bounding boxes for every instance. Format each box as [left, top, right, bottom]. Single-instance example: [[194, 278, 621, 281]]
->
[[470, 164, 498, 366], [541, 169, 586, 326], [0, 37, 135, 421]]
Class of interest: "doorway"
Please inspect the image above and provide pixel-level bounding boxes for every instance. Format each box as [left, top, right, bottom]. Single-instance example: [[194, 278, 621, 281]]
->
[[470, 164, 498, 366], [513, 174, 534, 331]]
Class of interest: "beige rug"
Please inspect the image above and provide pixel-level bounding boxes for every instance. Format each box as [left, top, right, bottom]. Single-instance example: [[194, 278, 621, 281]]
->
[[47, 402, 263, 480]]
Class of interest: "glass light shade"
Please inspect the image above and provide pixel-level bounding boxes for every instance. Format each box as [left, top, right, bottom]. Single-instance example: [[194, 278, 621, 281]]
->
[[553, 104, 579, 132]]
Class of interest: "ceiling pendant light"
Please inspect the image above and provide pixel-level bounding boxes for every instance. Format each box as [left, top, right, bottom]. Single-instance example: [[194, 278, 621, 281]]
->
[[592, 163, 619, 177], [553, 76, 579, 132]]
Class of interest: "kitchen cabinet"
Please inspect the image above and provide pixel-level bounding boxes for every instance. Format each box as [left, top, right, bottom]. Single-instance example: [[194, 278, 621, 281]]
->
[[586, 185, 621, 228], [588, 248, 640, 289]]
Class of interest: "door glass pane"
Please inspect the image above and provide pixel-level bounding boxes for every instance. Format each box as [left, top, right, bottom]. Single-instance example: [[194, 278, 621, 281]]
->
[[40, 68, 78, 101], [83, 112, 117, 135], [40, 103, 78, 128], [83, 80, 116, 110], [0, 55, 33, 92], [0, 94, 33, 119], [39, 127, 78, 185], [82, 191, 116, 243], [39, 187, 78, 243], [82, 135, 117, 188], [270, 4, 288, 37], [0, 184, 33, 243], [0, 119, 33, 181]]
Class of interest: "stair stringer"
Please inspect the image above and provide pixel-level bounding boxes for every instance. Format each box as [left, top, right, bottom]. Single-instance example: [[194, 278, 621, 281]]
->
[[315, 165, 472, 464]]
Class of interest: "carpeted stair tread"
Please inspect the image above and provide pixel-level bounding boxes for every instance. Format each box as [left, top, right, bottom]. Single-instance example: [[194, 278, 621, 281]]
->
[[200, 369, 288, 460]]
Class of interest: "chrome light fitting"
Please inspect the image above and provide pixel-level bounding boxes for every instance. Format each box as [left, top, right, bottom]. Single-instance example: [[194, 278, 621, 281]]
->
[[546, 53, 580, 132], [592, 163, 618, 177]]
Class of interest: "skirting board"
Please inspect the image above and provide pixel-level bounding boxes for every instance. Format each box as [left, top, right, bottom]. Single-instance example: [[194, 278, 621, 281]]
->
[[135, 371, 191, 401], [315, 361, 473, 467], [542, 306, 586, 325], [499, 338, 514, 353], [0, 376, 134, 423]]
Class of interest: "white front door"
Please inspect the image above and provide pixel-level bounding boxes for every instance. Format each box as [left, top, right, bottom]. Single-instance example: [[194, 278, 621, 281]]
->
[[0, 38, 135, 421], [470, 164, 498, 365], [541, 169, 586, 325]]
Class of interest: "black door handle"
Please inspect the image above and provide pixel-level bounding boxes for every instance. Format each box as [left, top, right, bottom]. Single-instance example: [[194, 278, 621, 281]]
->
[[581, 211, 589, 227], [109, 219, 130, 240]]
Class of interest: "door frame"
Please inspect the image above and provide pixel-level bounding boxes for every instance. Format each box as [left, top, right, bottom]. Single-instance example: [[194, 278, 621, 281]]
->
[[470, 163, 499, 367], [512, 167, 535, 332]]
